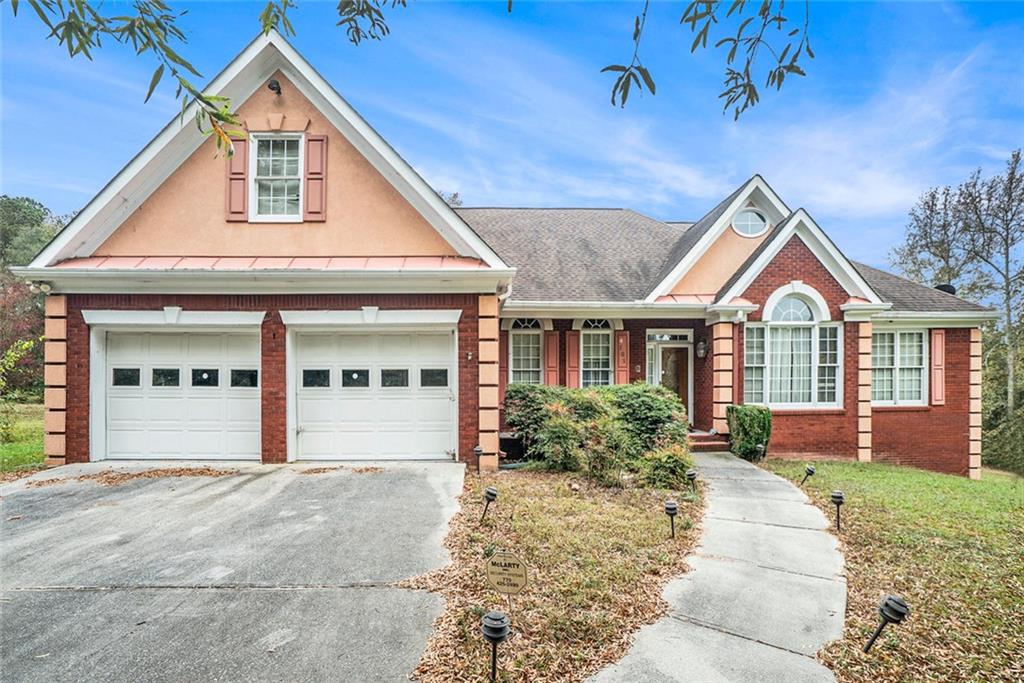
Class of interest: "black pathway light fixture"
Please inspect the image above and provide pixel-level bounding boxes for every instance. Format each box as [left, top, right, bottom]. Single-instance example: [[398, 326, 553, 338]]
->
[[481, 486, 498, 523], [685, 469, 698, 494], [830, 490, 845, 531], [481, 610, 512, 683], [664, 499, 679, 539], [863, 595, 910, 653], [799, 464, 816, 488]]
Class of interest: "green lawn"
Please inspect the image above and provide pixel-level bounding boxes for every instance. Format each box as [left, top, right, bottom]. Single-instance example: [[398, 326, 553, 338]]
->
[[763, 459, 1023, 682], [1, 402, 45, 473]]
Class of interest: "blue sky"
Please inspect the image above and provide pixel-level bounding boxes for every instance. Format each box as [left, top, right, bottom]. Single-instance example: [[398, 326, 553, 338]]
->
[[1, 1, 1022, 269]]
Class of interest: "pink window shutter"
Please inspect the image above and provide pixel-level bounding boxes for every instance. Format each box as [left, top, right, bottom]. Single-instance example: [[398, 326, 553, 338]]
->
[[498, 330, 508, 406], [225, 138, 248, 221], [304, 135, 328, 222], [544, 331, 560, 385], [614, 330, 630, 385], [565, 331, 581, 388], [931, 329, 946, 405]]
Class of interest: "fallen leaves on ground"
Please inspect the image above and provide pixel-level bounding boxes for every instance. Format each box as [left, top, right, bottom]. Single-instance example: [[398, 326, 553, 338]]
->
[[26, 466, 232, 488], [763, 460, 1024, 683], [0, 469, 41, 485], [398, 470, 703, 682], [299, 466, 383, 475]]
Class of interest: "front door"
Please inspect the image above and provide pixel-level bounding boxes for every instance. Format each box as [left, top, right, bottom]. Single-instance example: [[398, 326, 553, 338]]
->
[[660, 347, 690, 417]]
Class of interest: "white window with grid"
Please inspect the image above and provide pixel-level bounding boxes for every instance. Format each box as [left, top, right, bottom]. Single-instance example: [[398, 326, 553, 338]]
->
[[580, 319, 612, 387], [251, 134, 303, 221], [509, 319, 543, 385], [743, 294, 842, 408], [872, 330, 926, 405]]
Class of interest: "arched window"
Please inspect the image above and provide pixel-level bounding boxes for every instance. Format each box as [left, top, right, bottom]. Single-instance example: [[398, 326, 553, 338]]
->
[[744, 287, 841, 407], [509, 319, 543, 384]]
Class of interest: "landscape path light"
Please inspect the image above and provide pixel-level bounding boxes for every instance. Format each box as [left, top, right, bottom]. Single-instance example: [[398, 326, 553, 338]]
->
[[799, 464, 816, 488], [685, 469, 698, 494], [481, 610, 511, 683], [664, 499, 679, 539], [863, 595, 909, 653], [481, 486, 498, 523], [830, 490, 845, 531]]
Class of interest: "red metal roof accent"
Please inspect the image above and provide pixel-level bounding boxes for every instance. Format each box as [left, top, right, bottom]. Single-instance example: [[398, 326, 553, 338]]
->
[[53, 255, 489, 270]]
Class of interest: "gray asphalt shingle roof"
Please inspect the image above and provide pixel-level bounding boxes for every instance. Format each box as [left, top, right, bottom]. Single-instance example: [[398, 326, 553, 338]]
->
[[456, 201, 992, 315]]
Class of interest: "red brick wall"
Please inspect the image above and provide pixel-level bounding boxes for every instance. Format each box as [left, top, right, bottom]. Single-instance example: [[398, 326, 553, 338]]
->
[[64, 293, 480, 466], [872, 328, 971, 475], [739, 235, 858, 458]]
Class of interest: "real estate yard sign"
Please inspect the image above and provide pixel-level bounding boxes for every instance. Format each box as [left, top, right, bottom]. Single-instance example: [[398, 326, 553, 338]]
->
[[486, 551, 529, 595]]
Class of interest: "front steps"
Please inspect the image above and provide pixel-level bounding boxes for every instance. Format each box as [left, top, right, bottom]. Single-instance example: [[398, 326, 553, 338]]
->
[[688, 431, 730, 453]]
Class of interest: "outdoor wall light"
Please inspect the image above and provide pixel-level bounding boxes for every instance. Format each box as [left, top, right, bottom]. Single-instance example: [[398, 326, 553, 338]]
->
[[685, 469, 698, 494], [799, 464, 816, 487], [481, 486, 498, 522], [481, 610, 511, 683], [830, 490, 845, 531], [267, 78, 282, 96], [664, 499, 679, 539], [696, 339, 708, 358], [863, 595, 909, 653]]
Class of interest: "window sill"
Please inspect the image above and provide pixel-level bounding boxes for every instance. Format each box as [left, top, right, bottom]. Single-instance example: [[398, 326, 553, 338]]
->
[[768, 407, 846, 416], [872, 405, 930, 412], [248, 217, 304, 224]]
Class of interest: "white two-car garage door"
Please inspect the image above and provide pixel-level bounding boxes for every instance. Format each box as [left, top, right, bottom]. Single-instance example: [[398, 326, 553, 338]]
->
[[294, 332, 455, 460], [104, 332, 261, 459]]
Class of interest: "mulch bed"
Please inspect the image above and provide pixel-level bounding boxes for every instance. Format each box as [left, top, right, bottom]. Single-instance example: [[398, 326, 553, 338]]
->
[[398, 470, 703, 682]]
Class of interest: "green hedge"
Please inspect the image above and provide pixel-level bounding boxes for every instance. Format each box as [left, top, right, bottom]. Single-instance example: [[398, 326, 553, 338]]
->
[[504, 382, 692, 485], [726, 404, 772, 461], [984, 408, 1024, 476]]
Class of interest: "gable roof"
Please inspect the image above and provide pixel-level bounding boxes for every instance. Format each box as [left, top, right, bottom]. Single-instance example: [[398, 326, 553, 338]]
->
[[457, 208, 683, 301], [713, 212, 796, 301], [852, 262, 991, 313], [27, 30, 506, 270]]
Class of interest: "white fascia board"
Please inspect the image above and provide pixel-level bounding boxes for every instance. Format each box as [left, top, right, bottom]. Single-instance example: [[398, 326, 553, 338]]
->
[[281, 309, 462, 328], [30, 30, 508, 270], [714, 209, 883, 307], [501, 301, 709, 320], [12, 267, 515, 295], [871, 310, 999, 328], [841, 302, 893, 321], [644, 175, 791, 302], [82, 309, 266, 327]]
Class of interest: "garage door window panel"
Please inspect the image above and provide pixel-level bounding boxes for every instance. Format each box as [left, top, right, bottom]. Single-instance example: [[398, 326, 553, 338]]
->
[[302, 369, 331, 388], [152, 368, 180, 387], [342, 369, 370, 388], [381, 368, 410, 388], [420, 368, 449, 388], [230, 369, 259, 388], [112, 367, 141, 387], [191, 368, 220, 387]]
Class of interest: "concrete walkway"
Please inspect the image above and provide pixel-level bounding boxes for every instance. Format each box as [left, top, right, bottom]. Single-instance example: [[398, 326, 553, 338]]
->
[[592, 452, 845, 682]]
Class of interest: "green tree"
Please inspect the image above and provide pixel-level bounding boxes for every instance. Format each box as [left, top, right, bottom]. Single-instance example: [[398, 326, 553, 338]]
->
[[4, 0, 813, 142], [0, 195, 66, 270]]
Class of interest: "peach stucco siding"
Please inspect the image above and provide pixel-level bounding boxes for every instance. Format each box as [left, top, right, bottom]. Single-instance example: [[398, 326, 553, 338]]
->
[[669, 226, 770, 296], [97, 72, 457, 258]]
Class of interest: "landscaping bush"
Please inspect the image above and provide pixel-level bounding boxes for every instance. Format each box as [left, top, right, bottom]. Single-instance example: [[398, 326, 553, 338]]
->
[[639, 443, 695, 489], [504, 382, 692, 486], [984, 408, 1024, 476], [726, 404, 772, 461]]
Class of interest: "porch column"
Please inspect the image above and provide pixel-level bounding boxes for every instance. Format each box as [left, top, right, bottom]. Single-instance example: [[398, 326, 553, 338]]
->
[[969, 328, 982, 480], [857, 322, 873, 462], [43, 295, 68, 467], [478, 295, 500, 472], [711, 322, 734, 434]]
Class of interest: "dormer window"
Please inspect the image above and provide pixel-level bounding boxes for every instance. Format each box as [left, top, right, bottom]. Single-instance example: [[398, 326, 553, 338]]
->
[[251, 134, 303, 221], [732, 209, 768, 237]]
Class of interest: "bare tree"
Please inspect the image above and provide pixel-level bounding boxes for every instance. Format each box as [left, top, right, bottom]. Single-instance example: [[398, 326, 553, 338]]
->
[[958, 150, 1024, 413]]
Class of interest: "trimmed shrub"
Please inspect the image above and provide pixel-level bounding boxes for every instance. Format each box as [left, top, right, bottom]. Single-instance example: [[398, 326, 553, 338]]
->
[[984, 408, 1024, 476], [603, 383, 686, 454], [640, 444, 695, 489], [726, 405, 772, 461], [534, 404, 583, 472], [504, 383, 569, 457], [583, 416, 629, 486]]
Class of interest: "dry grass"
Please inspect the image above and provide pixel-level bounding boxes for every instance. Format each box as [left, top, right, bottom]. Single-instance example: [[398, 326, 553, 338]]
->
[[25, 466, 232, 489], [399, 470, 703, 682], [764, 459, 1024, 682]]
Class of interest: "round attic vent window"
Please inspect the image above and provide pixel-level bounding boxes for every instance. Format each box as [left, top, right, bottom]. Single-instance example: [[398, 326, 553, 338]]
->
[[732, 209, 768, 237]]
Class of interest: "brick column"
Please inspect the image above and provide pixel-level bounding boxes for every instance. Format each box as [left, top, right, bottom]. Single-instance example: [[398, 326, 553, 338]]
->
[[43, 295, 68, 467], [857, 322, 873, 462], [969, 328, 982, 480], [477, 295, 500, 472], [711, 322, 734, 434]]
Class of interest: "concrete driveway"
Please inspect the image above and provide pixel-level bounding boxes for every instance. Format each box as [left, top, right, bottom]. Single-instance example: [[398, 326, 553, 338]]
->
[[0, 461, 464, 682]]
